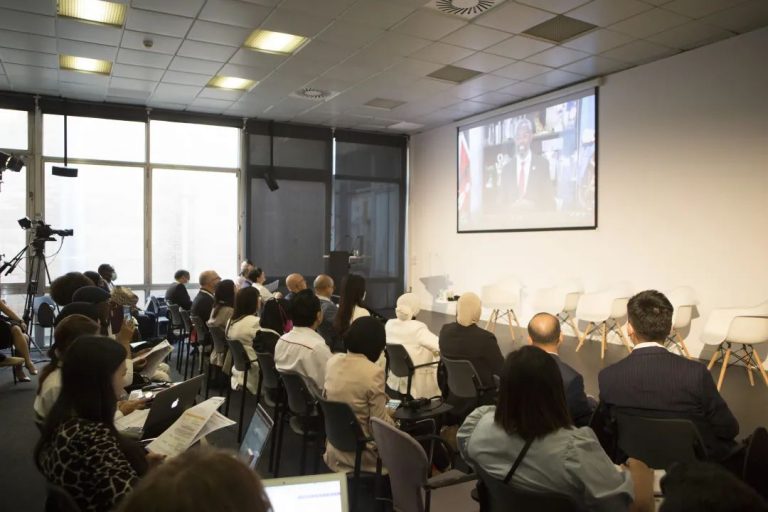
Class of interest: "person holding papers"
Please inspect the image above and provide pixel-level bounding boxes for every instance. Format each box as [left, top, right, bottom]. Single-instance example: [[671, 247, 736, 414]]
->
[[35, 336, 161, 512]]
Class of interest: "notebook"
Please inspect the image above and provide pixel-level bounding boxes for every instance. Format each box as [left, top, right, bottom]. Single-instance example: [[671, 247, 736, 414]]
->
[[262, 473, 348, 512]]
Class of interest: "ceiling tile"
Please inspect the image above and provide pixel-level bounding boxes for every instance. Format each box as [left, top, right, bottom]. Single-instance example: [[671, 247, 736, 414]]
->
[[497, 80, 550, 96], [188, 97, 234, 112], [609, 8, 691, 38], [0, 0, 55, 15], [647, 20, 733, 49], [187, 20, 252, 46], [261, 7, 333, 38], [177, 40, 237, 62], [198, 0, 273, 28], [664, 0, 749, 19], [341, 0, 415, 29], [293, 40, 355, 65], [411, 42, 475, 64], [131, 0, 206, 17], [306, 76, 358, 93], [107, 89, 152, 101], [58, 39, 118, 62], [55, 18, 122, 46], [228, 47, 286, 69], [0, 48, 57, 68], [317, 21, 384, 47], [525, 46, 590, 67], [169, 56, 224, 75], [110, 76, 157, 93], [474, 2, 555, 33], [112, 63, 166, 81], [367, 32, 431, 56], [121, 31, 183, 55], [568, 0, 653, 26], [454, 52, 514, 72], [471, 91, 520, 105], [527, 68, 582, 86], [562, 28, 634, 53], [441, 24, 511, 51], [492, 60, 551, 80], [219, 63, 272, 81], [162, 70, 212, 86], [700, 0, 768, 33], [516, 0, 592, 14], [0, 9, 55, 36], [197, 87, 244, 101], [325, 62, 382, 82], [59, 70, 110, 86], [281, 0, 356, 16], [278, 55, 333, 78], [116, 48, 174, 69], [560, 55, 629, 75], [392, 9, 466, 41], [0, 31, 56, 54], [152, 83, 203, 102], [59, 82, 107, 99], [450, 74, 516, 99], [385, 58, 443, 77], [125, 8, 195, 38], [485, 36, 554, 59], [147, 99, 188, 109], [601, 39, 678, 63]]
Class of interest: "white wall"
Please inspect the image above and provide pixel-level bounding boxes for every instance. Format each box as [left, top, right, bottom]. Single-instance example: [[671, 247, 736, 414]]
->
[[408, 27, 768, 358]]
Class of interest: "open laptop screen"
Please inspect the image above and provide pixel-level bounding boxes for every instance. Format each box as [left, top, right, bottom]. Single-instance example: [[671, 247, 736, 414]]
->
[[239, 404, 273, 470], [262, 473, 348, 512]]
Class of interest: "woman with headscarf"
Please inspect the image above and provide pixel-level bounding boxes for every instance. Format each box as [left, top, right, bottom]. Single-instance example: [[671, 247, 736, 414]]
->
[[323, 317, 395, 473], [439, 292, 504, 418], [385, 293, 441, 399]]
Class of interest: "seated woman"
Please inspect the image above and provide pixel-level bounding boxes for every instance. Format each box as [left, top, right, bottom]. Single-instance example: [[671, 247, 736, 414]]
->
[[385, 293, 441, 399], [0, 299, 38, 381], [333, 274, 370, 337], [458, 345, 652, 512], [226, 287, 261, 393], [35, 336, 156, 512], [252, 298, 286, 355], [208, 279, 235, 330], [324, 317, 395, 473], [249, 267, 275, 302]]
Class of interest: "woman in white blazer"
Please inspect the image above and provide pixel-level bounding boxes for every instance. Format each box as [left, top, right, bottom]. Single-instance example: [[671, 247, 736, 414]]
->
[[226, 287, 261, 393], [385, 293, 441, 399]]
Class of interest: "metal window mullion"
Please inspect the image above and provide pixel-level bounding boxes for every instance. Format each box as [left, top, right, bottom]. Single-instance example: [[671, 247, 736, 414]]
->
[[144, 113, 151, 291]]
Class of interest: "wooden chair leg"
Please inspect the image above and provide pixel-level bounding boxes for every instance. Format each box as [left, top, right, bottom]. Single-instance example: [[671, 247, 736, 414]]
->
[[716, 347, 732, 391], [750, 347, 768, 387], [707, 345, 721, 370], [576, 322, 594, 351], [567, 317, 580, 340], [485, 310, 496, 331], [674, 331, 691, 358], [615, 321, 633, 353], [507, 310, 516, 343], [600, 322, 607, 360], [747, 362, 755, 387]]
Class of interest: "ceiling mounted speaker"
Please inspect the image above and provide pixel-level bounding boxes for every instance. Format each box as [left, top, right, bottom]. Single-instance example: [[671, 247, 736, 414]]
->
[[427, 0, 499, 19]]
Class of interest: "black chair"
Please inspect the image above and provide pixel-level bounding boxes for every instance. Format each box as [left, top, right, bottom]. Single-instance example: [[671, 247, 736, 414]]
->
[[614, 411, 707, 469], [206, 324, 228, 398], [255, 352, 287, 476], [190, 314, 211, 377], [441, 357, 496, 408], [33, 296, 56, 349], [386, 344, 439, 400], [743, 426, 768, 500], [179, 309, 194, 379], [45, 482, 82, 512], [226, 339, 258, 443], [166, 303, 186, 370], [278, 370, 325, 475], [145, 295, 169, 337], [474, 464, 582, 512]]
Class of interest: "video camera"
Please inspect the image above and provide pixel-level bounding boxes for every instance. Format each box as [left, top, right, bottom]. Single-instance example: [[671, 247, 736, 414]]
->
[[18, 217, 73, 240]]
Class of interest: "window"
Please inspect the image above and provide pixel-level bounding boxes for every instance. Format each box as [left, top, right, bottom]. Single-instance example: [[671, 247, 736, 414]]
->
[[150, 121, 239, 168], [151, 168, 238, 283], [43, 114, 145, 162], [0, 167, 28, 284], [44, 163, 145, 283], [0, 108, 29, 150]]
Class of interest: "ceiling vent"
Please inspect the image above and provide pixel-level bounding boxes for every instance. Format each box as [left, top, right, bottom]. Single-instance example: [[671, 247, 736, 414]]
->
[[427, 65, 483, 84], [427, 0, 500, 19], [290, 87, 338, 101], [364, 98, 407, 110], [523, 15, 597, 44]]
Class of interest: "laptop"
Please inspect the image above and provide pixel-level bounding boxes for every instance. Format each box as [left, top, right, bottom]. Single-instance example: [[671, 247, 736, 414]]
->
[[262, 473, 348, 512], [141, 374, 205, 439], [239, 404, 274, 470]]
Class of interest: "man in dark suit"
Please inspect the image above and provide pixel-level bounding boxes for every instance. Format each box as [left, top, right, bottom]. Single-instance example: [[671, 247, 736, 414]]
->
[[314, 274, 342, 353], [165, 269, 192, 311], [528, 312, 595, 426], [500, 118, 555, 210], [190, 270, 220, 325], [599, 290, 739, 462]]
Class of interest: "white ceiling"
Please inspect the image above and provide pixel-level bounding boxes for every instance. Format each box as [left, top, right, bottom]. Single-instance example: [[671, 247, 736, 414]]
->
[[0, 0, 766, 133]]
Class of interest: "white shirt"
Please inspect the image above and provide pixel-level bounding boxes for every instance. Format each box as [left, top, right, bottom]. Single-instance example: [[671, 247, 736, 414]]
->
[[34, 368, 62, 418], [632, 341, 667, 351], [254, 282, 273, 301], [385, 319, 441, 399], [516, 151, 531, 196], [226, 315, 261, 393], [274, 326, 332, 394], [351, 305, 370, 323]]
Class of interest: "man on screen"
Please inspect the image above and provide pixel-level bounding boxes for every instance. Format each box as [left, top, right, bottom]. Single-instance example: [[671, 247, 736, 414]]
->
[[501, 118, 555, 211]]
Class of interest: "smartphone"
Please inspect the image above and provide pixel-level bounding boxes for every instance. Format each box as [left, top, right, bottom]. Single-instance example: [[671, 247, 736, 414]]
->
[[386, 399, 402, 411], [122, 305, 132, 322]]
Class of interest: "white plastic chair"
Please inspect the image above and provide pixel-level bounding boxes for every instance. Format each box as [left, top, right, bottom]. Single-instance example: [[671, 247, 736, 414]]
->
[[665, 286, 699, 358], [526, 281, 583, 337], [481, 276, 522, 342], [701, 300, 768, 391], [575, 287, 633, 359]]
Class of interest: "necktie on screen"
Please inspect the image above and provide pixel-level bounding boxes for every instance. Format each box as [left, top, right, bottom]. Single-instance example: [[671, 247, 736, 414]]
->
[[518, 160, 526, 197]]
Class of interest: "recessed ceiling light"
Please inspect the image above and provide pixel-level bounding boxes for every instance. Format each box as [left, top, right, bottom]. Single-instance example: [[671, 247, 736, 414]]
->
[[427, 65, 483, 84], [208, 76, 256, 91], [58, 0, 127, 27], [59, 55, 112, 75], [364, 98, 407, 110], [244, 29, 308, 55]]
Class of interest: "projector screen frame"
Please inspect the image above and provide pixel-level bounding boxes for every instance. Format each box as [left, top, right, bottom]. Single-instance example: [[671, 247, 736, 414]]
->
[[456, 87, 599, 234]]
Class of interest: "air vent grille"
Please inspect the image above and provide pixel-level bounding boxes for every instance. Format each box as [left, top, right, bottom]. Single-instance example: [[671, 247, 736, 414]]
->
[[426, 0, 499, 20]]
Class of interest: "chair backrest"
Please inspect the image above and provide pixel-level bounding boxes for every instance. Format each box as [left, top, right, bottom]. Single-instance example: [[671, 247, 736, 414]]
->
[[609, 297, 629, 319], [37, 302, 56, 328], [255, 352, 282, 391], [615, 411, 707, 469], [167, 303, 183, 326], [727, 316, 768, 345], [208, 325, 228, 356], [743, 427, 768, 500], [562, 292, 582, 313], [179, 309, 193, 332], [227, 339, 252, 373], [442, 357, 483, 399], [386, 344, 415, 378], [672, 305, 695, 330], [480, 279, 521, 309], [45, 483, 82, 512], [279, 370, 318, 417], [371, 417, 429, 512], [474, 464, 581, 512], [190, 314, 210, 345], [317, 397, 367, 453]]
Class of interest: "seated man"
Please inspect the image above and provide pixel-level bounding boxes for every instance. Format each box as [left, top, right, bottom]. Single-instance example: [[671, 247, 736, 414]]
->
[[98, 263, 117, 292], [165, 269, 193, 310], [235, 259, 254, 290], [191, 270, 220, 321], [599, 290, 739, 462], [274, 289, 332, 393], [284, 273, 307, 302], [313, 274, 342, 353], [528, 312, 595, 427]]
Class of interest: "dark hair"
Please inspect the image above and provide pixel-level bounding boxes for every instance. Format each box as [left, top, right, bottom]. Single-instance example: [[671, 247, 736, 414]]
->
[[98, 263, 114, 278], [174, 269, 190, 281], [289, 289, 321, 328], [334, 274, 366, 334], [528, 312, 561, 345], [212, 279, 236, 319], [83, 271, 103, 286], [660, 462, 768, 512], [38, 315, 100, 394], [494, 346, 572, 441], [230, 286, 260, 326], [260, 298, 286, 335], [627, 290, 673, 342], [117, 448, 270, 512], [247, 268, 264, 283], [345, 317, 385, 363], [50, 272, 94, 306]]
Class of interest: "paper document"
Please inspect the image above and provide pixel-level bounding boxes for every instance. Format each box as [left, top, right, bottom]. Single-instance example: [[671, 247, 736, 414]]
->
[[115, 408, 150, 431], [146, 397, 233, 457], [132, 340, 173, 378], [265, 280, 279, 293]]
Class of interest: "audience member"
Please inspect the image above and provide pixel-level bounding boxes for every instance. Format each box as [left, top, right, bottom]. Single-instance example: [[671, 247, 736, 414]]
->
[[253, 298, 286, 355], [0, 299, 37, 381], [226, 287, 261, 393], [98, 263, 117, 292], [284, 273, 307, 301], [249, 267, 274, 301], [54, 302, 101, 326], [439, 293, 503, 417], [598, 290, 739, 463], [0, 352, 24, 370], [386, 293, 441, 399], [191, 270, 220, 326], [314, 274, 341, 352], [659, 462, 768, 512], [528, 312, 595, 427], [324, 317, 395, 472], [50, 271, 94, 306], [458, 346, 652, 512], [209, 279, 236, 330], [235, 259, 254, 290], [117, 448, 270, 512], [333, 274, 370, 337], [83, 270, 108, 291], [35, 336, 157, 512], [274, 290, 331, 393], [165, 269, 193, 310]]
